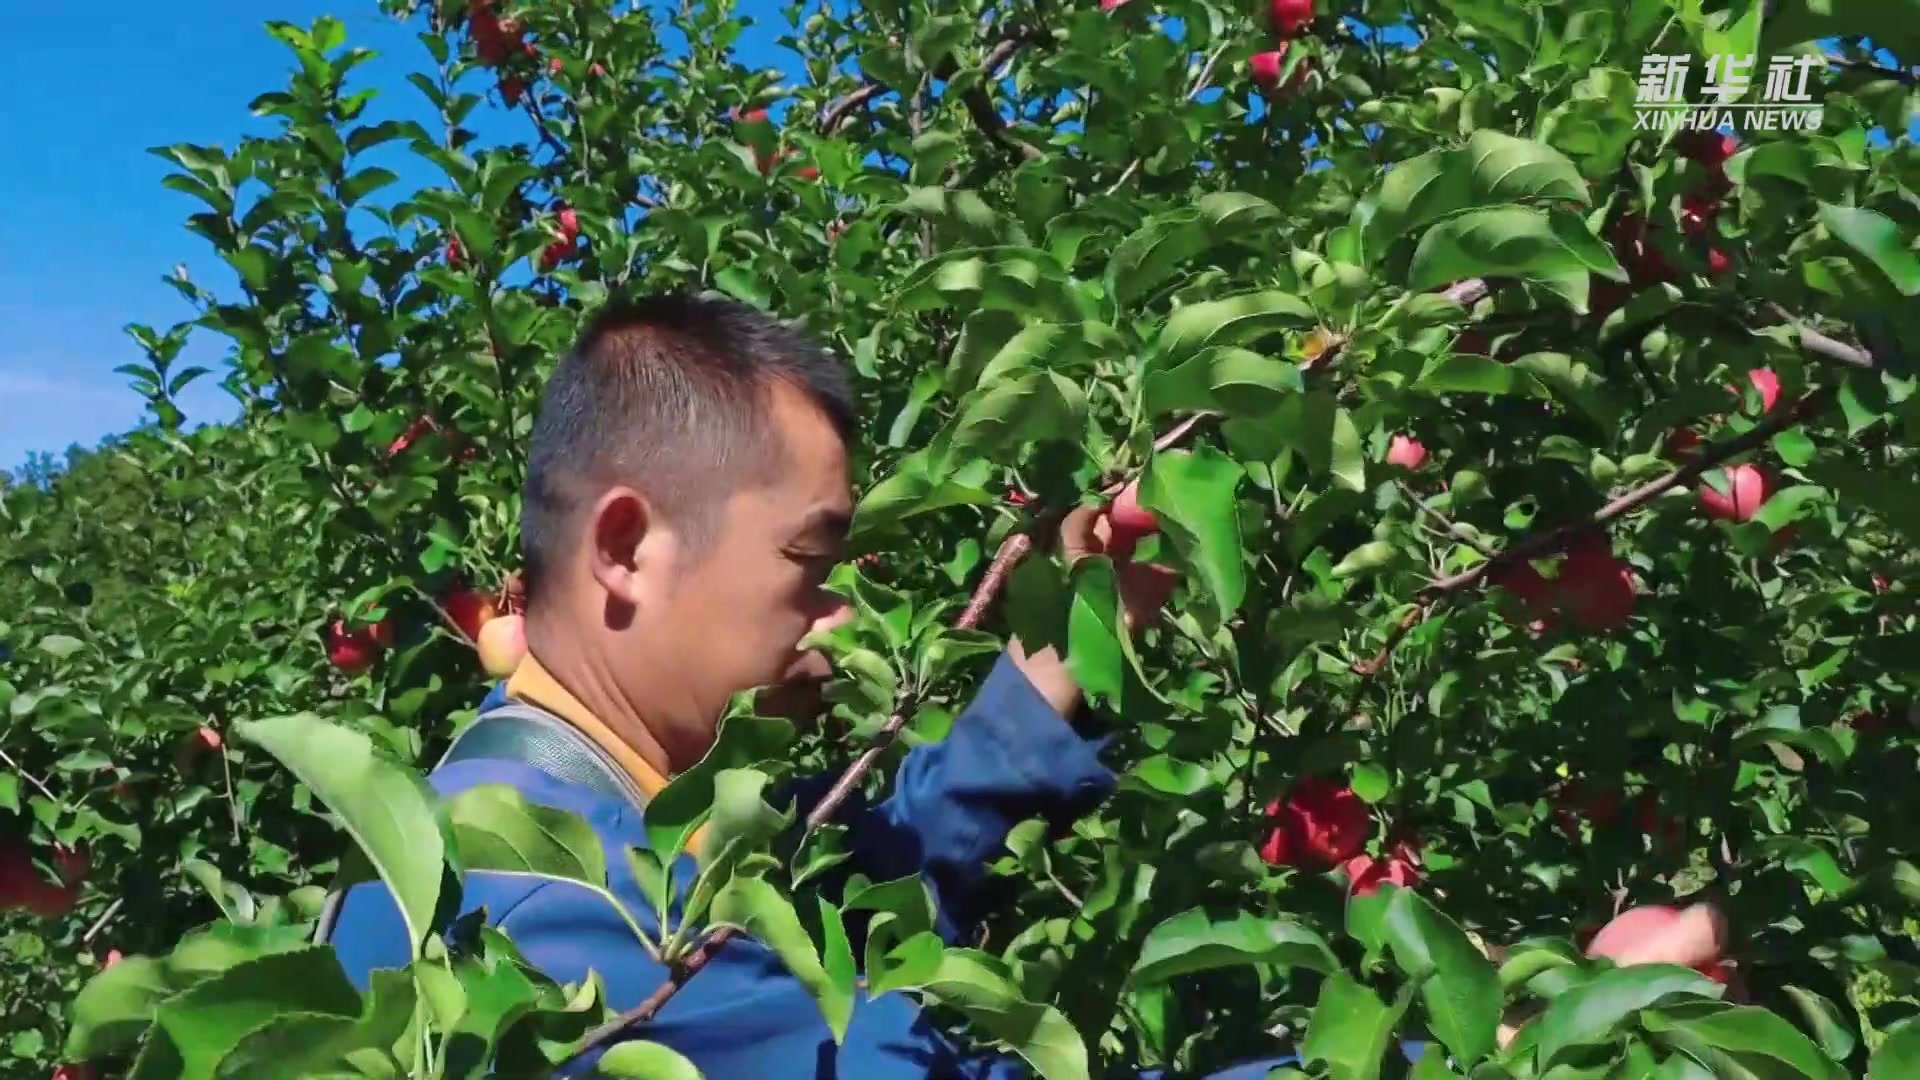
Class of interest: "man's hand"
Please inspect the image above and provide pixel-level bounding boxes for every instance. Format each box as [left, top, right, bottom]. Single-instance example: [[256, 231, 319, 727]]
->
[[1010, 485, 1180, 716]]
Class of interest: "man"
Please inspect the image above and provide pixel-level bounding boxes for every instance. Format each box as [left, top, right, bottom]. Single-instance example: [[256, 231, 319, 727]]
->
[[327, 293, 1202, 1077], [327, 294, 1728, 1077]]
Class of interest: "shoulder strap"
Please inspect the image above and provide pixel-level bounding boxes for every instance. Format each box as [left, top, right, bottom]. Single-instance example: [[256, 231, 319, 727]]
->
[[315, 700, 648, 947], [438, 701, 651, 812]]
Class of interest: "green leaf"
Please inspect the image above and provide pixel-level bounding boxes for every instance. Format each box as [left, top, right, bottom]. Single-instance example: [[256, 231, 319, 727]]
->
[[1382, 889, 1502, 1065], [1869, 1024, 1920, 1080], [1817, 204, 1920, 296], [897, 949, 1090, 1080], [709, 874, 853, 1042], [1129, 908, 1338, 986], [37, 634, 85, 659], [1138, 447, 1246, 620], [1641, 1005, 1845, 1080], [446, 783, 608, 886], [151, 947, 362, 1080], [1110, 193, 1283, 303], [1408, 206, 1625, 312], [595, 1040, 707, 1079], [65, 956, 178, 1059], [1142, 347, 1303, 420], [236, 716, 451, 957], [1366, 132, 1588, 256], [1301, 971, 1410, 1080], [1155, 291, 1317, 367], [1533, 964, 1725, 1068], [1065, 557, 1127, 707], [697, 768, 793, 874], [644, 713, 795, 860]]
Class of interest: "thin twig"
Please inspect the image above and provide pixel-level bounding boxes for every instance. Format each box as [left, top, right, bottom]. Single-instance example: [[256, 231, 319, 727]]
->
[[0, 746, 60, 806], [82, 897, 125, 946], [1396, 479, 1496, 558]]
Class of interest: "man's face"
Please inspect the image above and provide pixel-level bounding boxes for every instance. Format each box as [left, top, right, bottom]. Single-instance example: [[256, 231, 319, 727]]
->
[[645, 382, 854, 747]]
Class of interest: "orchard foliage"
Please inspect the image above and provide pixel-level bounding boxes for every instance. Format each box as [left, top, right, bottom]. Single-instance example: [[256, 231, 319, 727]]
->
[[3, 0, 1920, 1076]]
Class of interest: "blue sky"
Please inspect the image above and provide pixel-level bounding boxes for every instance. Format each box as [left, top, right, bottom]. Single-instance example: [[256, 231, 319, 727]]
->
[[0, 1, 799, 474]]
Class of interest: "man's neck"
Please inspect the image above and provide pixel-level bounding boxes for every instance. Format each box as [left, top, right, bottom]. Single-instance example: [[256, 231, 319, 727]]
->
[[523, 631, 680, 780]]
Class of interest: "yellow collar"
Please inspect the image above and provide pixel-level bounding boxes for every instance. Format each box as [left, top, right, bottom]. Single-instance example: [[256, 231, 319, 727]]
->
[[502, 652, 707, 853], [505, 653, 674, 801]]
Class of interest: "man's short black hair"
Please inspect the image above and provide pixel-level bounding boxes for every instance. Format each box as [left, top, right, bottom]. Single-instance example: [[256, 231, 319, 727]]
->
[[520, 293, 855, 600]]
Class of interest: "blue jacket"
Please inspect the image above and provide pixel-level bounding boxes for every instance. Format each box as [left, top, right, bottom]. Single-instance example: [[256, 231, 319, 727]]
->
[[327, 653, 1348, 1078]]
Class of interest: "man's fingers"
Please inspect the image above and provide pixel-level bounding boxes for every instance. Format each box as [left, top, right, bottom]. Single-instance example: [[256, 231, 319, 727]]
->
[[1058, 504, 1107, 563]]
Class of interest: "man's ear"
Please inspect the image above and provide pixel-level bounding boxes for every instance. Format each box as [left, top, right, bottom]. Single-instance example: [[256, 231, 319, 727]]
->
[[588, 487, 656, 607]]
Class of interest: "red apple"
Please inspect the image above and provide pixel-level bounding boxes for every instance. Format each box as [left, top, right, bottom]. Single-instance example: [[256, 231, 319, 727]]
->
[[54, 844, 89, 889], [501, 76, 525, 106], [1680, 193, 1718, 236], [1105, 482, 1159, 557], [173, 725, 223, 774], [733, 107, 771, 125], [1697, 463, 1771, 523], [476, 613, 527, 678], [388, 416, 435, 458], [1665, 426, 1703, 459], [445, 235, 466, 269], [1100, 0, 1133, 10], [556, 206, 579, 238], [1270, 0, 1314, 36], [1553, 534, 1636, 632], [1344, 837, 1422, 897], [1738, 368, 1780, 413], [1264, 777, 1372, 869], [539, 237, 578, 270], [100, 948, 124, 969], [53, 1063, 98, 1080], [1586, 903, 1729, 982], [445, 588, 499, 644], [1635, 793, 1686, 847], [1490, 561, 1556, 633], [1553, 781, 1622, 838], [796, 163, 821, 181], [1257, 818, 1294, 867], [1250, 46, 1306, 92], [589, 62, 606, 77], [1706, 248, 1731, 276], [547, 56, 564, 75], [327, 620, 382, 674], [1612, 214, 1675, 284], [1385, 434, 1428, 470]]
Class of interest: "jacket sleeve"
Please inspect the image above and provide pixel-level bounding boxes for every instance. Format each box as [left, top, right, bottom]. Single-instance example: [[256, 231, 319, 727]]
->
[[790, 651, 1116, 943]]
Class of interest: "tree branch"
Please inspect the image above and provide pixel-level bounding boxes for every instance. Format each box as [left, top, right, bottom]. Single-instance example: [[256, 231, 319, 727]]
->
[[1352, 380, 1844, 676]]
